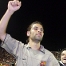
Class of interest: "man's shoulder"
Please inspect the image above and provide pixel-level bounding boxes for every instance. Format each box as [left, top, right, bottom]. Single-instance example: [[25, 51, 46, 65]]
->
[[40, 45, 53, 55], [44, 48, 53, 55]]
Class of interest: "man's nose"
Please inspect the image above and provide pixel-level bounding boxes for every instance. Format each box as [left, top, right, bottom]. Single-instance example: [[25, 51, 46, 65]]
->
[[38, 29, 41, 32], [64, 55, 66, 57]]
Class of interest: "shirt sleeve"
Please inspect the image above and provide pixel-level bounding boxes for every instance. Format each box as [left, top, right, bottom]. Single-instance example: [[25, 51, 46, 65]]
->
[[1, 34, 24, 58]]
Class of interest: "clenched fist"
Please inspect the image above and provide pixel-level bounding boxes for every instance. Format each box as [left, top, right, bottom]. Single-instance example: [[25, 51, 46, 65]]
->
[[8, 0, 21, 12]]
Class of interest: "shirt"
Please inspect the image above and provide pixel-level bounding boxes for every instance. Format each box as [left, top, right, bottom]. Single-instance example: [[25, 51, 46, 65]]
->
[[1, 34, 60, 66], [59, 61, 65, 66]]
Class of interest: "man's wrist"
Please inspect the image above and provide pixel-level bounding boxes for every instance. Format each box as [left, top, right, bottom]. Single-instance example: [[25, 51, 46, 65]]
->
[[7, 9, 15, 16]]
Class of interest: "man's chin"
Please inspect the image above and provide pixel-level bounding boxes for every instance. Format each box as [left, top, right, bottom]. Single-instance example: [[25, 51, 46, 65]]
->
[[36, 39, 42, 43], [63, 60, 66, 64], [33, 39, 42, 43]]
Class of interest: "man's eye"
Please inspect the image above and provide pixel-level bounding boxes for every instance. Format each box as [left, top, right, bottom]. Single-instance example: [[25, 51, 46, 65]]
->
[[34, 28, 37, 30], [34, 27, 38, 30], [61, 54, 65, 56], [41, 29, 43, 31]]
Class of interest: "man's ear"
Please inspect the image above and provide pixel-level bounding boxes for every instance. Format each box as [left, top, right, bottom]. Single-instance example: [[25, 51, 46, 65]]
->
[[27, 31, 30, 37]]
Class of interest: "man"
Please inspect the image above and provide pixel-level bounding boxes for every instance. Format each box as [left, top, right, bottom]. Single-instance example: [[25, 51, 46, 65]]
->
[[59, 48, 66, 66], [0, 0, 60, 66]]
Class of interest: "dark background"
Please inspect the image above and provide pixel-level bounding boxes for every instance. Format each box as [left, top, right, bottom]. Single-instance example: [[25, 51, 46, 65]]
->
[[0, 0, 66, 51]]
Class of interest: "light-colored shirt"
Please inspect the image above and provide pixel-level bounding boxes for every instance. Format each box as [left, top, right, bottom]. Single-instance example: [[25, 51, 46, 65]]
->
[[1, 34, 60, 66]]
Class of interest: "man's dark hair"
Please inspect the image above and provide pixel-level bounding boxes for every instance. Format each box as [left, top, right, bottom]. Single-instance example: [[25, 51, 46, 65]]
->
[[27, 21, 44, 31]]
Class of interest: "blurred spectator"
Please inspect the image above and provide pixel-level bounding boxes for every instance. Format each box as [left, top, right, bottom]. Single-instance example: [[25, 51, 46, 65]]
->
[[59, 48, 66, 66]]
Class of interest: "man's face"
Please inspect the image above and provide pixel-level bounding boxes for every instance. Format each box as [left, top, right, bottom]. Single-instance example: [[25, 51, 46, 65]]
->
[[61, 50, 66, 64], [27, 24, 44, 43]]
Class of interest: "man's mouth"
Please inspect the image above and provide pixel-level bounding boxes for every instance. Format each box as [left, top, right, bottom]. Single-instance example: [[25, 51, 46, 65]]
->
[[63, 59, 66, 60], [36, 33, 42, 36]]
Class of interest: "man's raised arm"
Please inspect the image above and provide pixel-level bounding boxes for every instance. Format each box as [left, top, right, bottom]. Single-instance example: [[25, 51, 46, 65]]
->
[[0, 0, 21, 41]]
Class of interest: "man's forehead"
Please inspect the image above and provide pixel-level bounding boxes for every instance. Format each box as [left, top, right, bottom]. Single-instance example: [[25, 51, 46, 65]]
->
[[62, 50, 66, 53], [32, 24, 43, 28]]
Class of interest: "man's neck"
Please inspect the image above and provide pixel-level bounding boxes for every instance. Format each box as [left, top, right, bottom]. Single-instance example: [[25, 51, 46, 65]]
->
[[28, 41, 40, 50]]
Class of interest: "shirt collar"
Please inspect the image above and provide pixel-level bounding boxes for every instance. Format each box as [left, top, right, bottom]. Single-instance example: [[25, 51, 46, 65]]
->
[[25, 44, 45, 54], [59, 61, 65, 66], [39, 45, 45, 54]]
